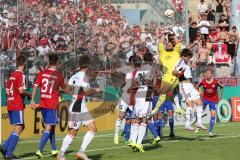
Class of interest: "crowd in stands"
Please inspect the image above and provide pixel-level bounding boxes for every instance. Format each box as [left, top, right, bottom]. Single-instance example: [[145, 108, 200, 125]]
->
[[0, 0, 239, 85]]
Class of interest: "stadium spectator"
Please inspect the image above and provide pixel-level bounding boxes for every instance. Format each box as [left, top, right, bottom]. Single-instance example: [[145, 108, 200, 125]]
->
[[197, 0, 208, 18], [197, 13, 211, 39]]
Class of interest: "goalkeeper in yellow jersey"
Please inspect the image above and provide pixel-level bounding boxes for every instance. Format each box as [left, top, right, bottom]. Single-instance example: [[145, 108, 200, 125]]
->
[[152, 32, 185, 115]]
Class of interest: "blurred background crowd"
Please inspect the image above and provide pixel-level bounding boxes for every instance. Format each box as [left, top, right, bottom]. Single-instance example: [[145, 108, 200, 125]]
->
[[0, 0, 239, 87]]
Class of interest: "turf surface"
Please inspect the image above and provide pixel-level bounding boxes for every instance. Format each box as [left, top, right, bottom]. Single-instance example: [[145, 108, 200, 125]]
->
[[2, 122, 240, 160]]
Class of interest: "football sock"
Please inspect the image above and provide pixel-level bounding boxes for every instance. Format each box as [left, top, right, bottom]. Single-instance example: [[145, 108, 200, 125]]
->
[[137, 123, 147, 145], [209, 117, 216, 133], [60, 134, 74, 157], [154, 119, 162, 136], [130, 123, 139, 143], [49, 131, 57, 150], [174, 93, 181, 110], [148, 121, 158, 138], [124, 123, 131, 141], [4, 133, 13, 149], [6, 132, 19, 157], [79, 131, 95, 152], [169, 116, 174, 133], [160, 120, 165, 138], [39, 130, 50, 152], [114, 118, 122, 137], [186, 107, 192, 127], [197, 107, 203, 125]]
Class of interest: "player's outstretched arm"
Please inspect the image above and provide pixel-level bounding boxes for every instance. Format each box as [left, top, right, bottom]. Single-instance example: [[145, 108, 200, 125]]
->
[[84, 88, 103, 96], [30, 85, 38, 110], [99, 69, 116, 74], [62, 84, 74, 95]]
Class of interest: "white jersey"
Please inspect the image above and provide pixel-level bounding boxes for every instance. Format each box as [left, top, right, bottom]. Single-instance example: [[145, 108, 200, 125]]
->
[[68, 71, 90, 102], [133, 64, 154, 118], [175, 59, 200, 101], [175, 59, 192, 80]]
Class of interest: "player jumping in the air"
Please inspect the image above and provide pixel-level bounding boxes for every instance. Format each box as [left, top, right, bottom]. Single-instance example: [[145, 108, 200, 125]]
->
[[31, 54, 71, 159], [153, 33, 184, 115], [129, 55, 154, 152], [172, 49, 207, 131], [198, 69, 223, 136], [0, 56, 31, 159], [57, 55, 101, 160]]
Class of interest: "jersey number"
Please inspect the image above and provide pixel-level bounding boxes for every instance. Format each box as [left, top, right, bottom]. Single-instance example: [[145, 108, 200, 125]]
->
[[42, 78, 55, 94], [9, 82, 14, 96]]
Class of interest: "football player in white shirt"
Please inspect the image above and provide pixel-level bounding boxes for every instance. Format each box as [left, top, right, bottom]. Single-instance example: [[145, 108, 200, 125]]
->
[[128, 56, 155, 152], [57, 56, 102, 160], [112, 56, 135, 144], [172, 49, 207, 131]]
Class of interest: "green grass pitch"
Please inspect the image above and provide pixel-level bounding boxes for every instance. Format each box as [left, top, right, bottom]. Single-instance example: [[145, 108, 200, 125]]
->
[[3, 122, 240, 160]]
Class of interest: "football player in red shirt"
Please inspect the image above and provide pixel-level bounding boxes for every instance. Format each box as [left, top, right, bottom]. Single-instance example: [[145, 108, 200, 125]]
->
[[0, 55, 31, 159], [198, 69, 223, 137], [30, 54, 71, 159]]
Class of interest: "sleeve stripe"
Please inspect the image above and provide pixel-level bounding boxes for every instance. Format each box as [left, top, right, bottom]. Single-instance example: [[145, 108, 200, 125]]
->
[[34, 84, 39, 86], [175, 59, 183, 69]]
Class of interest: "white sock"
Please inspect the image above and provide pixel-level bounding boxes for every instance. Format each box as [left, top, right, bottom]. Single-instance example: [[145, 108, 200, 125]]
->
[[114, 118, 122, 137], [197, 107, 203, 125], [130, 123, 139, 143], [137, 123, 147, 145], [185, 107, 192, 127], [174, 93, 181, 110], [60, 134, 74, 156], [79, 131, 95, 152]]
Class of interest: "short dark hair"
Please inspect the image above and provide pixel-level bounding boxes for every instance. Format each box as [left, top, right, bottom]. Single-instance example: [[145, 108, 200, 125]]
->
[[132, 56, 142, 68], [205, 69, 213, 73], [129, 55, 135, 63], [49, 54, 59, 65], [180, 48, 193, 57], [79, 55, 91, 68], [16, 55, 26, 67], [143, 53, 153, 63]]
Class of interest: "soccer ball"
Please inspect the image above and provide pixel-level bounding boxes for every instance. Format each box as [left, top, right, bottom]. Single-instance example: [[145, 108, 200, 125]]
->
[[165, 9, 175, 18]]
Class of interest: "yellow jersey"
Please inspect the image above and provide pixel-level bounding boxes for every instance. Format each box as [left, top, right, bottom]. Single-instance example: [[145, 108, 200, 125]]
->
[[158, 43, 181, 88]]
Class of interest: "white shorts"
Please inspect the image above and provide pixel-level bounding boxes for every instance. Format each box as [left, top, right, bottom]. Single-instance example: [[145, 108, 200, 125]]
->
[[68, 99, 94, 130], [134, 98, 152, 118], [117, 99, 130, 112], [179, 82, 200, 102]]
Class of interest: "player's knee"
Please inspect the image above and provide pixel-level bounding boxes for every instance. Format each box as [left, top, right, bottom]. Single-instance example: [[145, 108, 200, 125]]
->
[[168, 111, 174, 117], [126, 119, 132, 124], [14, 125, 24, 133], [44, 125, 52, 131], [88, 121, 97, 133], [69, 129, 78, 137], [118, 113, 125, 120], [90, 126, 97, 133]]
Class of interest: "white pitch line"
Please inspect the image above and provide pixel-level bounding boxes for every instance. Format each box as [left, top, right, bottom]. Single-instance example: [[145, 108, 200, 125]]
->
[[18, 133, 114, 144], [17, 122, 238, 144], [19, 134, 240, 160]]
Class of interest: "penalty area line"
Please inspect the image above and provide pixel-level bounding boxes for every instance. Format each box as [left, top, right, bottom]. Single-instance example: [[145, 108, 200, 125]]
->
[[20, 134, 240, 160]]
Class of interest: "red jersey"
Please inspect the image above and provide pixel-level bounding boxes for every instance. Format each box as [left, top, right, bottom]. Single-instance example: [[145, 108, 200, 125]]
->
[[199, 79, 223, 103], [34, 69, 66, 110], [6, 70, 26, 111]]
